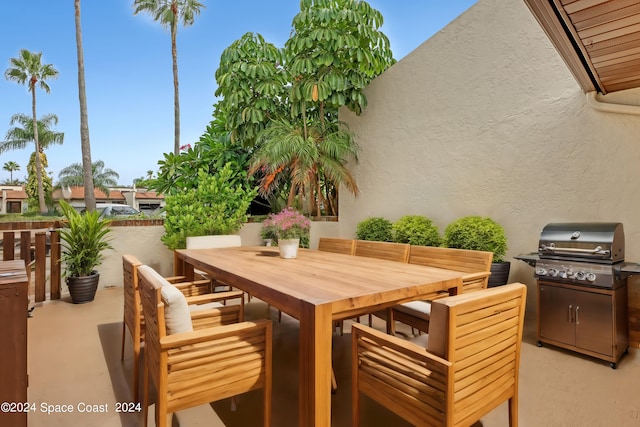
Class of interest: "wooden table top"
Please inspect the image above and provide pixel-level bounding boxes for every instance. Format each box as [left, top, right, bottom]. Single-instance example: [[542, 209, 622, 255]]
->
[[0, 259, 27, 286], [177, 246, 463, 320]]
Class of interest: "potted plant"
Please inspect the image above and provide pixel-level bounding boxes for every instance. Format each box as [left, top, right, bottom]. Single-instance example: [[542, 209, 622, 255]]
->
[[59, 200, 113, 303], [443, 216, 510, 287], [261, 207, 311, 258]]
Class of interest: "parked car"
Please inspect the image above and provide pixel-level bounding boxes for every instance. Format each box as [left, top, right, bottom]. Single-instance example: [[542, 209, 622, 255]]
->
[[81, 204, 142, 219]]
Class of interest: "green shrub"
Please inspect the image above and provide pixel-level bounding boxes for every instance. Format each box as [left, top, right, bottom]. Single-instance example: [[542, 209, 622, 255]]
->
[[355, 217, 393, 242], [161, 164, 257, 250], [393, 215, 442, 247], [443, 216, 507, 262]]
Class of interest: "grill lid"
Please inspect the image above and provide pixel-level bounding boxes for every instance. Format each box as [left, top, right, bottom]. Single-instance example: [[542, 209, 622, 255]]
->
[[538, 222, 624, 262]]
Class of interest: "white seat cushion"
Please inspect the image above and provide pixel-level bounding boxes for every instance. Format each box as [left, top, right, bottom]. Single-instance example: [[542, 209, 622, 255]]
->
[[160, 283, 193, 335], [394, 300, 432, 317]]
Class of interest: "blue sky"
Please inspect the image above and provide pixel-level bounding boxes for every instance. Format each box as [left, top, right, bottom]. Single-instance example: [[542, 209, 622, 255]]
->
[[0, 0, 477, 186]]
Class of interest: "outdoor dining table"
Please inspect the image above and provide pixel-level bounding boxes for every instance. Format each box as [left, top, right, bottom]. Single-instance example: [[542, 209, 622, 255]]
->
[[175, 246, 463, 427]]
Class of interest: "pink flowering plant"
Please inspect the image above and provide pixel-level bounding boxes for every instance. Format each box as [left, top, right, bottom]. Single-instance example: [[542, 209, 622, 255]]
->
[[262, 207, 311, 247]]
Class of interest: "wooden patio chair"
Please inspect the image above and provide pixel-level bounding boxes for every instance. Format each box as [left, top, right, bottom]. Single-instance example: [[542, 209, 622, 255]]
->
[[352, 282, 527, 427], [186, 234, 245, 295], [388, 246, 493, 335], [318, 237, 356, 255], [138, 265, 272, 427], [353, 240, 410, 331], [120, 254, 244, 403]]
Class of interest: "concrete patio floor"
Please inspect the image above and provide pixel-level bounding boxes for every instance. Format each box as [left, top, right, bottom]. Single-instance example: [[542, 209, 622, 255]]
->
[[26, 286, 640, 426]]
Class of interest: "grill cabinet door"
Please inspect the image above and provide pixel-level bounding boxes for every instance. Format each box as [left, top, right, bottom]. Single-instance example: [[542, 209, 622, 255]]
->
[[575, 291, 613, 356], [539, 284, 575, 345]]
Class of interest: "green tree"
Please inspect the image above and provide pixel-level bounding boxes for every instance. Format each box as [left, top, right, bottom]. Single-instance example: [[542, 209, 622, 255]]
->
[[4, 49, 59, 214], [74, 0, 97, 212], [1, 113, 64, 198], [249, 119, 359, 216], [133, 0, 204, 155], [25, 152, 53, 212], [57, 160, 120, 195], [151, 111, 252, 195], [3, 161, 20, 183], [214, 0, 393, 215]]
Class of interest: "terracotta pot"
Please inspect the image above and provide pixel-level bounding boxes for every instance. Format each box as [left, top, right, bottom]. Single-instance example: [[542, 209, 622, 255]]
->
[[67, 272, 100, 304]]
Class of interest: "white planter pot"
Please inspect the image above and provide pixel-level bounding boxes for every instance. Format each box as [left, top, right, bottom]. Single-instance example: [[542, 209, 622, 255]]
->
[[278, 238, 300, 259]]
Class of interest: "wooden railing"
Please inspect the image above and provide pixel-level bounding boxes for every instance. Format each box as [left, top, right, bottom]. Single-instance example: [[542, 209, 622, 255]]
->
[[1, 224, 62, 302]]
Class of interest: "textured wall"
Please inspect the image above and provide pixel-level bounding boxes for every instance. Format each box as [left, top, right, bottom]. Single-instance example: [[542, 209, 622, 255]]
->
[[338, 0, 640, 304]]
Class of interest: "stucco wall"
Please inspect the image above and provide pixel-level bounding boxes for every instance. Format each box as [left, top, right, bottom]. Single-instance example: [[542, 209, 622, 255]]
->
[[338, 0, 640, 309], [95, 220, 340, 289]]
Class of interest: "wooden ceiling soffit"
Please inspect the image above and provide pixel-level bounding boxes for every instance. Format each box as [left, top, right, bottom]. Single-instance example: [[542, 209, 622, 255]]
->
[[523, 0, 601, 93]]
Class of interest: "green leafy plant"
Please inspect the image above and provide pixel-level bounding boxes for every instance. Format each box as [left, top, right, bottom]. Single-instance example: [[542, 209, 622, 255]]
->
[[393, 215, 442, 247], [355, 217, 393, 242], [161, 164, 257, 250], [443, 216, 508, 263], [58, 200, 112, 278]]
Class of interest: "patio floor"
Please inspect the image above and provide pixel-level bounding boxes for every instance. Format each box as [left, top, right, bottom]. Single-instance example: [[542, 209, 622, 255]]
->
[[26, 286, 640, 426]]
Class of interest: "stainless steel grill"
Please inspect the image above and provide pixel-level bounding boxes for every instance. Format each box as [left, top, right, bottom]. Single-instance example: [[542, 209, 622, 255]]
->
[[517, 222, 625, 289], [516, 222, 630, 368]]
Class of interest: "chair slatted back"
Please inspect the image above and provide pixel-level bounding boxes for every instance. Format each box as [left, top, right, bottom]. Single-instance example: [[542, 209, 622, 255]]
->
[[137, 265, 166, 390], [317, 238, 355, 255], [409, 245, 493, 292], [428, 283, 527, 426], [122, 254, 143, 340], [354, 240, 410, 263]]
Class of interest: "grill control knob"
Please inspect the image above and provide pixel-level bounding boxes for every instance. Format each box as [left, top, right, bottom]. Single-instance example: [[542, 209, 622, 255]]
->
[[548, 268, 558, 277], [586, 273, 596, 282], [535, 267, 547, 276], [560, 271, 568, 279], [575, 271, 586, 280]]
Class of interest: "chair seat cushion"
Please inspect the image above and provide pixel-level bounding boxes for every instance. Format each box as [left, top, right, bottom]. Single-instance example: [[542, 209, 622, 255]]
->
[[160, 283, 193, 335], [394, 300, 432, 317], [189, 301, 223, 311]]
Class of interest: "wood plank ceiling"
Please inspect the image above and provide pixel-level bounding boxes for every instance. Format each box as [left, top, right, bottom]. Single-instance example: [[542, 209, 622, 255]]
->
[[524, 0, 640, 94]]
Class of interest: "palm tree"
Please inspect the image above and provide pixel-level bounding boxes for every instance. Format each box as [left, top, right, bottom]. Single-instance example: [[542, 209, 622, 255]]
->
[[133, 0, 204, 155], [4, 49, 59, 214], [3, 161, 20, 183], [2, 113, 64, 198], [57, 160, 120, 196], [74, 0, 97, 212], [146, 170, 154, 180], [249, 119, 360, 216]]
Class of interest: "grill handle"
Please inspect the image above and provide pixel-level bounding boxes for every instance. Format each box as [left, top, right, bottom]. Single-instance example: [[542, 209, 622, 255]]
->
[[539, 244, 610, 256]]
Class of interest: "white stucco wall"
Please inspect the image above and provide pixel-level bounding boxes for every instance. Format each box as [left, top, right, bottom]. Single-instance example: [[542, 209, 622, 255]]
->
[[94, 220, 340, 289], [338, 0, 640, 307]]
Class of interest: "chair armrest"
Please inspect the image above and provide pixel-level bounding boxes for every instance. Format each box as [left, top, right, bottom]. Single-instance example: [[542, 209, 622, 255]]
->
[[461, 271, 490, 283], [164, 275, 187, 283], [160, 319, 272, 350], [190, 305, 242, 329], [352, 323, 450, 367], [186, 290, 244, 305]]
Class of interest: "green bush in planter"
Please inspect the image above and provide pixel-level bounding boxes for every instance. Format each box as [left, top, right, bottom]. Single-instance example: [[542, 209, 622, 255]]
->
[[356, 217, 393, 242], [392, 215, 442, 247], [443, 216, 507, 262]]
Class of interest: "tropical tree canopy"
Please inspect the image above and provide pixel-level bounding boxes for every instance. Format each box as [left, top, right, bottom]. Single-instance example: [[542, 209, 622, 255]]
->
[[3, 161, 21, 184], [133, 0, 205, 155], [213, 0, 393, 215], [57, 160, 120, 195], [1, 113, 64, 154], [4, 49, 59, 214]]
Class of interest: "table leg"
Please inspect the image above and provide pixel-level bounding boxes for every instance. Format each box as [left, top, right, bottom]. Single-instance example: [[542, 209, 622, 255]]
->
[[299, 302, 333, 427]]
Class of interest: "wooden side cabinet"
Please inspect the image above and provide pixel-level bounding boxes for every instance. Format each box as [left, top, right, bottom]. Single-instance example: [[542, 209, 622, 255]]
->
[[537, 280, 628, 368], [0, 260, 28, 427]]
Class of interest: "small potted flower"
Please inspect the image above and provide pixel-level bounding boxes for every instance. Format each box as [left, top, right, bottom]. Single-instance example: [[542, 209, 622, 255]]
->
[[261, 207, 311, 258]]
